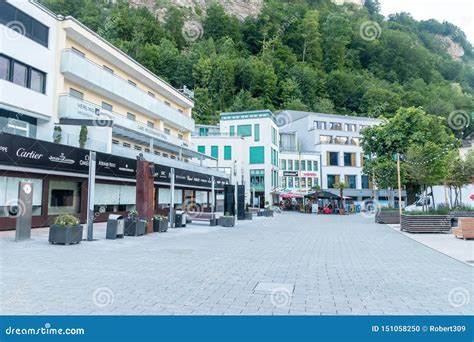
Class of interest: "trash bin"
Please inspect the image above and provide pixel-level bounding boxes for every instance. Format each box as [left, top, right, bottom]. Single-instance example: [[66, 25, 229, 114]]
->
[[174, 210, 187, 228], [106, 214, 124, 239]]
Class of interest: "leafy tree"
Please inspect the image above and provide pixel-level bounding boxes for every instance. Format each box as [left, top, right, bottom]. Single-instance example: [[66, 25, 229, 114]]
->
[[299, 10, 322, 66]]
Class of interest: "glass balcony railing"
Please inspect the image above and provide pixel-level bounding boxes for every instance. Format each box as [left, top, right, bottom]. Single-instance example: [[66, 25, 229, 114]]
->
[[60, 49, 194, 133]]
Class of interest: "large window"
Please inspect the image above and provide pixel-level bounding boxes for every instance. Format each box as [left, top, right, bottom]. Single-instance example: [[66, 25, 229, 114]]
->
[[0, 55, 47, 94], [344, 152, 356, 167], [361, 175, 370, 189], [327, 175, 339, 188], [314, 121, 327, 130], [288, 160, 293, 170], [249, 146, 265, 164], [48, 180, 81, 215], [294, 160, 299, 171], [197, 145, 205, 154], [0, 177, 43, 217], [254, 124, 260, 142], [237, 124, 252, 137], [281, 159, 286, 170], [250, 169, 265, 191], [211, 146, 218, 158], [301, 161, 306, 171], [0, 0, 49, 47], [224, 146, 232, 160], [345, 175, 357, 189], [320, 135, 332, 144], [327, 152, 339, 166]]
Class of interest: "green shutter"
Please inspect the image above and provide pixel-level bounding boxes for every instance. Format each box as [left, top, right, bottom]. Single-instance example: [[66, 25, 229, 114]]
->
[[211, 146, 218, 158], [249, 146, 265, 164], [254, 124, 260, 142], [237, 124, 252, 137], [198, 145, 205, 154], [224, 146, 232, 160]]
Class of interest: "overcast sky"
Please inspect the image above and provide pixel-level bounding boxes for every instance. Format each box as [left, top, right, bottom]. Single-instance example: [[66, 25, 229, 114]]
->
[[378, 0, 474, 43]]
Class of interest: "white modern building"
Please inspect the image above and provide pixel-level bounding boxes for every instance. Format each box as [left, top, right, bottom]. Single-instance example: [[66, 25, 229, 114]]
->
[[276, 110, 382, 201], [193, 110, 280, 207], [0, 0, 58, 141]]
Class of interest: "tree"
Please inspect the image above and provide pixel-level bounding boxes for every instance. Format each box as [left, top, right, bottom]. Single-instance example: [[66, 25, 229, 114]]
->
[[79, 125, 88, 149], [334, 181, 347, 211], [299, 10, 322, 66], [321, 13, 351, 71], [444, 150, 474, 207]]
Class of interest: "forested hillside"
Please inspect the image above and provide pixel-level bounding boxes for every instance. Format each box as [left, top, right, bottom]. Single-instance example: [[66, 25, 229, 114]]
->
[[40, 0, 474, 125]]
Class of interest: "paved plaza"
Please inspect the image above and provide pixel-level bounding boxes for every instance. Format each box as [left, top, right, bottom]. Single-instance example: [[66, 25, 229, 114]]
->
[[0, 213, 472, 315]]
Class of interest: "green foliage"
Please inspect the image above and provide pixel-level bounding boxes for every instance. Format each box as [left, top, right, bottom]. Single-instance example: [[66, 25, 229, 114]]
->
[[39, 0, 474, 123], [54, 214, 79, 227], [79, 125, 88, 149]]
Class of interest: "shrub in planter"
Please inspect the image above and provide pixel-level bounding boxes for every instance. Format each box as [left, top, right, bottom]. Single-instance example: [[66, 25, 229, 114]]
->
[[153, 215, 168, 232], [219, 213, 235, 227], [49, 214, 83, 245], [124, 210, 147, 236]]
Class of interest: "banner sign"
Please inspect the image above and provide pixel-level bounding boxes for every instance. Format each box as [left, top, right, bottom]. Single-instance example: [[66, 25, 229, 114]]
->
[[283, 171, 298, 177], [0, 133, 228, 189]]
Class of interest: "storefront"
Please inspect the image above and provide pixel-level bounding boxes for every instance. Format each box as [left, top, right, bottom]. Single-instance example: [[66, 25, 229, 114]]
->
[[0, 133, 229, 230]]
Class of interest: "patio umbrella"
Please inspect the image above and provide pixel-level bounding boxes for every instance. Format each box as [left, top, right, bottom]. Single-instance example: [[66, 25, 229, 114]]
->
[[305, 190, 339, 199]]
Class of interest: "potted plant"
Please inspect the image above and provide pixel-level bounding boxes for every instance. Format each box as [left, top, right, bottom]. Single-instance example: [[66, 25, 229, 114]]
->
[[219, 213, 235, 227], [153, 215, 168, 232], [124, 210, 147, 236], [375, 207, 401, 224], [49, 214, 83, 245], [334, 182, 347, 215]]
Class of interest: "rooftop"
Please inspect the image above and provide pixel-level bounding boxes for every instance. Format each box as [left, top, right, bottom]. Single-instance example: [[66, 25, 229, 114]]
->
[[277, 110, 382, 123]]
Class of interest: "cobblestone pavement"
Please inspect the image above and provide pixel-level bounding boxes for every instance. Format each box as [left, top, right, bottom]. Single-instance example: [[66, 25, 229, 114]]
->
[[1, 213, 472, 315]]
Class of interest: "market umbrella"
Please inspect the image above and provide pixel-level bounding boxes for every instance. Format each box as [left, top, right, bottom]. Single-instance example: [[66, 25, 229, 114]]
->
[[305, 190, 339, 199]]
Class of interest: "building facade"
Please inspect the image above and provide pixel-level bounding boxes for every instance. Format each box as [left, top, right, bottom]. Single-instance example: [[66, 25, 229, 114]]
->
[[0, 1, 228, 230], [277, 110, 382, 201]]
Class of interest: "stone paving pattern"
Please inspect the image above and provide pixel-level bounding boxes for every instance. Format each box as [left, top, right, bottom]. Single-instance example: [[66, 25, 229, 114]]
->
[[0, 213, 472, 315]]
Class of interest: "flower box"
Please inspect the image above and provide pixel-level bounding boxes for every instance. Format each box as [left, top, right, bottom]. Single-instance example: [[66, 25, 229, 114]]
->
[[124, 220, 147, 236], [401, 214, 451, 233], [219, 216, 235, 227], [153, 217, 168, 232], [49, 224, 83, 245]]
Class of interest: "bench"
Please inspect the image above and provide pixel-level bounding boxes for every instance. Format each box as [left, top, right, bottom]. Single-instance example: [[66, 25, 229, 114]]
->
[[188, 212, 217, 226], [453, 217, 474, 240]]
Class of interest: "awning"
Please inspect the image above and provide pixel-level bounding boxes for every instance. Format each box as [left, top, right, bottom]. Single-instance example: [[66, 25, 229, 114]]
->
[[280, 193, 303, 199]]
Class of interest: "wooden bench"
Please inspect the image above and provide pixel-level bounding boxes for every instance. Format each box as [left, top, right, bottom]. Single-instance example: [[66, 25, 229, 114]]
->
[[453, 217, 474, 240], [188, 212, 217, 226]]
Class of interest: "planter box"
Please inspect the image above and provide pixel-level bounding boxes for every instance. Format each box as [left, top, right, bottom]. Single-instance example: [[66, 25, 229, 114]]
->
[[124, 220, 147, 236], [153, 219, 168, 233], [219, 216, 235, 227], [49, 224, 83, 245], [244, 212, 253, 220], [401, 214, 451, 233], [375, 211, 400, 224]]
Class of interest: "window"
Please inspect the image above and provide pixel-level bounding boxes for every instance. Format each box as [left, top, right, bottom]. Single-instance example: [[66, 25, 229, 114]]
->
[[148, 91, 155, 97], [164, 128, 170, 135], [224, 146, 232, 160], [327, 152, 339, 166], [165, 101, 171, 106], [145, 148, 150, 153], [197, 145, 205, 154], [178, 134, 183, 140], [211, 146, 218, 159], [249, 146, 265, 164], [229, 126, 235, 136], [250, 169, 265, 191], [0, 1, 49, 47], [281, 160, 286, 170], [178, 109, 184, 113], [0, 55, 9, 80], [103, 65, 114, 73], [163, 153, 169, 158], [314, 121, 327, 130], [128, 80, 137, 87], [345, 123, 356, 132], [123, 142, 131, 148], [199, 127, 209, 136], [362, 175, 370, 189], [320, 135, 332, 144], [102, 102, 113, 112], [344, 153, 356, 167], [294, 177, 299, 188], [112, 139, 119, 145], [134, 145, 142, 151], [288, 160, 293, 170], [29, 69, 45, 93], [170, 155, 176, 159], [6, 118, 29, 137], [254, 124, 260, 142], [301, 161, 306, 171], [327, 175, 339, 188], [301, 177, 306, 188], [272, 127, 277, 145], [307, 160, 312, 171], [147, 121, 154, 128], [329, 122, 342, 130], [288, 177, 293, 188], [308, 177, 313, 188], [69, 88, 83, 100], [237, 124, 252, 137], [12, 61, 28, 87], [294, 160, 299, 171], [345, 175, 357, 189], [281, 177, 286, 188], [334, 136, 348, 145], [313, 161, 318, 171], [350, 137, 360, 146], [154, 151, 161, 156]]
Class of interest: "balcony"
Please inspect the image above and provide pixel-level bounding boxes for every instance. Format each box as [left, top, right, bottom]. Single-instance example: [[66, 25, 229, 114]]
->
[[58, 94, 193, 150], [60, 49, 194, 133]]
